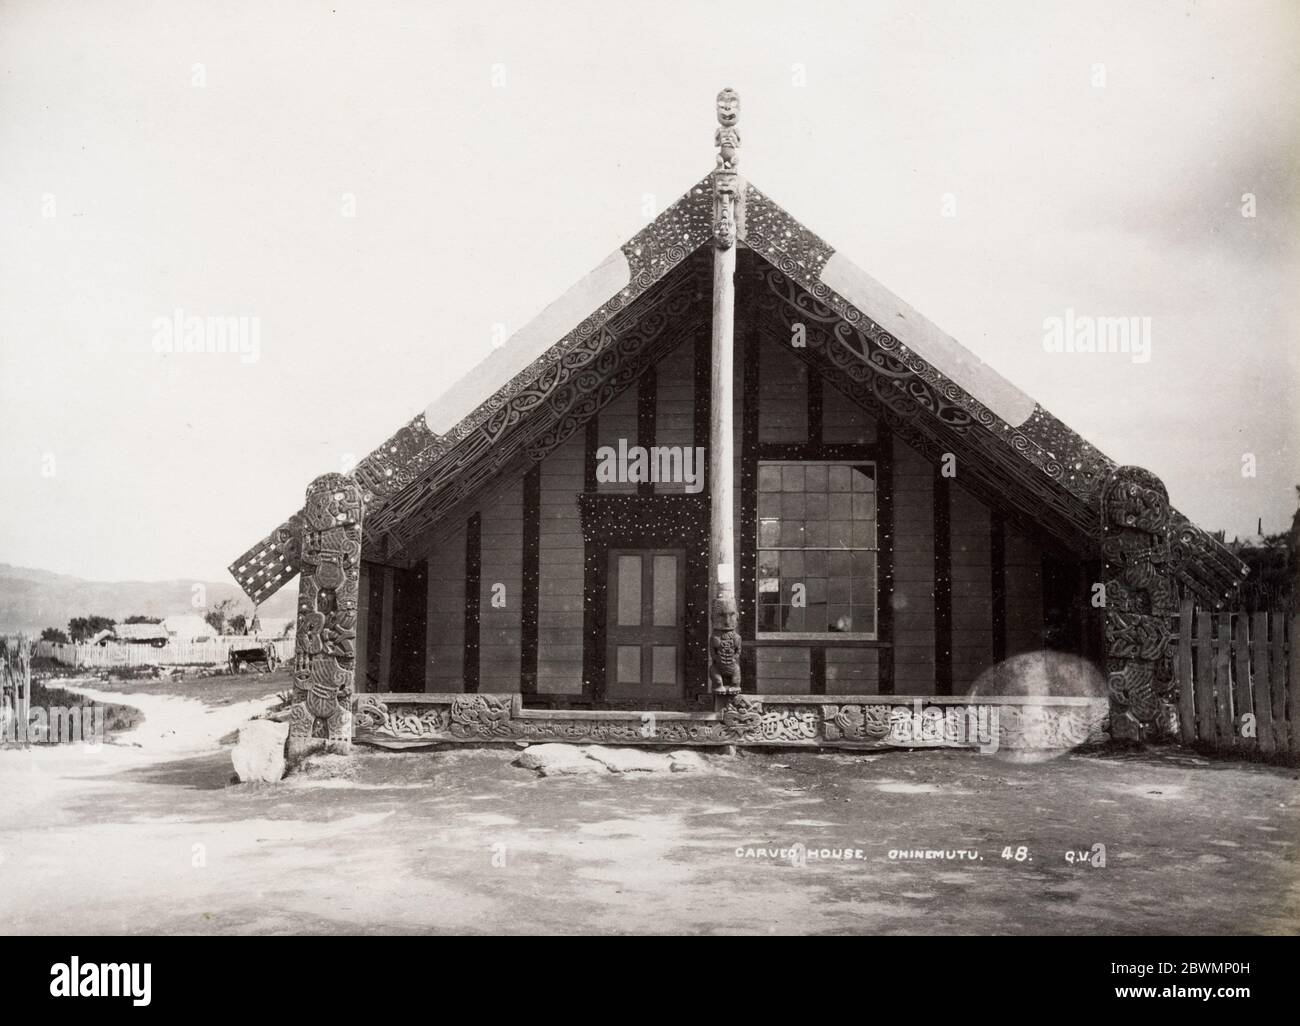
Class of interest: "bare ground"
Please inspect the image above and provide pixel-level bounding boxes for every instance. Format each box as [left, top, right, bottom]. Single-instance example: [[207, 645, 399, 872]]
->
[[1, 675, 1297, 935]]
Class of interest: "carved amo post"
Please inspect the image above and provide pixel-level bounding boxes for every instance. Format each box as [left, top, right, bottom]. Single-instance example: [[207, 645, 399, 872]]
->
[[1101, 466, 1180, 741], [288, 473, 366, 762], [708, 87, 743, 700]]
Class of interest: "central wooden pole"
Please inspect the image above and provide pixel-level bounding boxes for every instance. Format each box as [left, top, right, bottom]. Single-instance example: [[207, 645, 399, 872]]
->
[[710, 220, 737, 603], [707, 88, 743, 697]]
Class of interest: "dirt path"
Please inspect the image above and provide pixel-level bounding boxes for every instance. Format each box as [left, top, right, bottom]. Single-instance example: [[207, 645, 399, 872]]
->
[[1, 684, 1297, 935]]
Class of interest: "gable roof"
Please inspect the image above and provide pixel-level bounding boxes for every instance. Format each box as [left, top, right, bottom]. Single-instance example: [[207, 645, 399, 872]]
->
[[109, 622, 170, 642], [229, 171, 1247, 608], [160, 614, 213, 638]]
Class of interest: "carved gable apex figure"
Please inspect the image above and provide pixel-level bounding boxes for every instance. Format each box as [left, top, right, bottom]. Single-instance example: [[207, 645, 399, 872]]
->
[[715, 87, 741, 169]]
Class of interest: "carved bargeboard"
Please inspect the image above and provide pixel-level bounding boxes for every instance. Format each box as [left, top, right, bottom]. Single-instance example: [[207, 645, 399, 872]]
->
[[289, 474, 366, 759]]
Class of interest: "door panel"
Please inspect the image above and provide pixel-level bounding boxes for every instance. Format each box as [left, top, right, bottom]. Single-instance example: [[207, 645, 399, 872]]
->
[[606, 548, 685, 704]]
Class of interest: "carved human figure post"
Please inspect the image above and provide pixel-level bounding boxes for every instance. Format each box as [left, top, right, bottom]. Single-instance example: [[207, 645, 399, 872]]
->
[[1101, 466, 1179, 740], [709, 88, 743, 697], [288, 473, 366, 762]]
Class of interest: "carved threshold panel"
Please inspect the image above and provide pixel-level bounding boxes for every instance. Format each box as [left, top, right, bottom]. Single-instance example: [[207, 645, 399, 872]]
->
[[353, 693, 1109, 751]]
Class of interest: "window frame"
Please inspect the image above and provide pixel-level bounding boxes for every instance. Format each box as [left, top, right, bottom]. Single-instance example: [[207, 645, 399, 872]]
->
[[754, 458, 880, 642]]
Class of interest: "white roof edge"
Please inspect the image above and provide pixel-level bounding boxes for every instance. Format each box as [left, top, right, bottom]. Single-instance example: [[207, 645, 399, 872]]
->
[[819, 251, 1037, 428], [423, 248, 633, 434]]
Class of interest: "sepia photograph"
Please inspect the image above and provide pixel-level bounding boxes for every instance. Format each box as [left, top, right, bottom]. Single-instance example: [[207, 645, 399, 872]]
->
[[0, 0, 1296, 999]]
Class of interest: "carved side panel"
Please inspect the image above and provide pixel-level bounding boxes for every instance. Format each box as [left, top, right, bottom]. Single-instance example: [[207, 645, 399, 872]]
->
[[1101, 466, 1179, 736], [289, 474, 366, 760]]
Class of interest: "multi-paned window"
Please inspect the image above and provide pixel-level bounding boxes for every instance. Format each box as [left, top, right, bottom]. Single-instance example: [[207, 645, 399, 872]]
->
[[756, 461, 878, 639]]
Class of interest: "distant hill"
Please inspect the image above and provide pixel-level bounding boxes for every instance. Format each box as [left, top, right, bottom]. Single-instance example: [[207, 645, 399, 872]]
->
[[0, 563, 298, 636]]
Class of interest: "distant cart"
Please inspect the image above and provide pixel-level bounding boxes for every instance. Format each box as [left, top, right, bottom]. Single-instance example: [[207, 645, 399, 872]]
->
[[228, 642, 280, 675]]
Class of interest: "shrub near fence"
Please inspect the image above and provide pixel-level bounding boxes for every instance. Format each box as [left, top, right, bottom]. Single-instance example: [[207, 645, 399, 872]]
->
[[35, 637, 295, 669], [1176, 601, 1298, 757]]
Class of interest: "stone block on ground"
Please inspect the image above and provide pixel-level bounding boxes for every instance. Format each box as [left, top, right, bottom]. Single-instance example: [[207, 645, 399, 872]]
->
[[515, 743, 605, 776], [231, 719, 289, 783], [585, 747, 675, 773]]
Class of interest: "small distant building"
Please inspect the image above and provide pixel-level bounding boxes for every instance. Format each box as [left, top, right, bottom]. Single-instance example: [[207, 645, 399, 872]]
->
[[97, 623, 170, 647], [161, 614, 214, 641]]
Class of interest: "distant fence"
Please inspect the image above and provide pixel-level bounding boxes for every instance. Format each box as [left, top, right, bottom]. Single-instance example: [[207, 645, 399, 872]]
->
[[1175, 601, 1297, 757], [35, 636, 295, 669]]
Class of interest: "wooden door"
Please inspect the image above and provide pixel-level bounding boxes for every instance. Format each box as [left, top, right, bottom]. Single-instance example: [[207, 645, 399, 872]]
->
[[606, 549, 686, 705]]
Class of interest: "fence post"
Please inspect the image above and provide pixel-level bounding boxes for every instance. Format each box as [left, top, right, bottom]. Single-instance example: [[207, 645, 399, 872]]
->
[[1214, 614, 1234, 747], [1271, 611, 1288, 752], [1233, 615, 1252, 750], [1290, 614, 1299, 758], [1251, 612, 1274, 754], [1177, 599, 1195, 743], [1194, 611, 1213, 744]]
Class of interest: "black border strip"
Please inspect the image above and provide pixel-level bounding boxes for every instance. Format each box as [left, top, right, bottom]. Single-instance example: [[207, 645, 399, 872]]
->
[[520, 466, 541, 694], [693, 328, 711, 456], [807, 364, 823, 444], [636, 366, 657, 497], [810, 645, 826, 696], [584, 417, 599, 493], [740, 309, 760, 694], [934, 474, 953, 696], [755, 442, 881, 462], [463, 512, 481, 694], [991, 512, 1007, 663], [876, 422, 895, 695]]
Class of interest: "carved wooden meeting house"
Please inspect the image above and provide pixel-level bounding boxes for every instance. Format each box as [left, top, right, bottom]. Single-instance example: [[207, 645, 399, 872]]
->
[[229, 90, 1247, 760]]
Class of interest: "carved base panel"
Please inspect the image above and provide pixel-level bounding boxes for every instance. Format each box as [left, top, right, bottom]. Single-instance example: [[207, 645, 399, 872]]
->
[[353, 694, 1109, 752]]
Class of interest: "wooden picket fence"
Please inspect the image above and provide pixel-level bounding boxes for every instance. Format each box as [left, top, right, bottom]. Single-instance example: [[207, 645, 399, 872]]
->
[[35, 637, 295, 670], [1175, 601, 1298, 757]]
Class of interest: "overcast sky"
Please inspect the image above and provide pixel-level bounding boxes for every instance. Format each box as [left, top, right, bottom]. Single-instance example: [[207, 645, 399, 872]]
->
[[2, 0, 1296, 583]]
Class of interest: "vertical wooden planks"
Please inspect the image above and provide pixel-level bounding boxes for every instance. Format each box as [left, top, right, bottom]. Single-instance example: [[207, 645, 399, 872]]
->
[[1214, 614, 1234, 747], [1177, 599, 1195, 743], [1233, 614, 1251, 750], [1251, 612, 1274, 754], [1270, 611, 1288, 753], [1194, 611, 1214, 745], [1290, 614, 1300, 757]]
